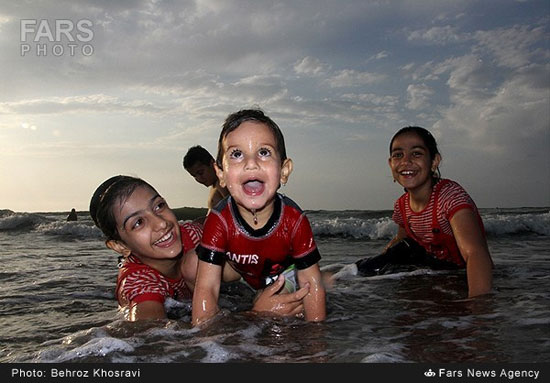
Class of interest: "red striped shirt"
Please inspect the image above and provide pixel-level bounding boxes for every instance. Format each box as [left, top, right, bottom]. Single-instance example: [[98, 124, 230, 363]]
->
[[392, 179, 478, 245]]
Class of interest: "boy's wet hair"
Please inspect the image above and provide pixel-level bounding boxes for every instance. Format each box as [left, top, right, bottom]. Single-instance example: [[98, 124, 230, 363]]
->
[[390, 126, 441, 181], [216, 109, 287, 167], [183, 145, 214, 170], [89, 175, 155, 240]]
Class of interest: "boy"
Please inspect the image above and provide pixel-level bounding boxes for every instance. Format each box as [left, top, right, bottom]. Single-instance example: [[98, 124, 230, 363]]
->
[[183, 145, 229, 210], [192, 109, 326, 327]]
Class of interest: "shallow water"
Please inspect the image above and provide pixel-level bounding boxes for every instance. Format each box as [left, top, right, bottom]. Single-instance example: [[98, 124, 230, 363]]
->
[[0, 208, 548, 363]]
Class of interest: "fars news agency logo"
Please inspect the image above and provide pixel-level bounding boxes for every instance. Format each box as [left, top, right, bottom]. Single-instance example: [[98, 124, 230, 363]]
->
[[20, 19, 94, 57], [424, 369, 436, 378]]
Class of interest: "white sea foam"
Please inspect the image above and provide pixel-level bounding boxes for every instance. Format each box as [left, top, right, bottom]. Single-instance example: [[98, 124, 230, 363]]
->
[[33, 327, 138, 362], [56, 337, 135, 362], [361, 352, 408, 363], [483, 211, 550, 236], [311, 216, 397, 239], [198, 340, 240, 363], [36, 221, 102, 237]]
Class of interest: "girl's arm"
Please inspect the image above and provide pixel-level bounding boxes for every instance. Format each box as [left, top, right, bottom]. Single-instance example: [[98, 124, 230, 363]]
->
[[191, 260, 223, 327], [450, 208, 493, 298], [128, 300, 166, 321], [180, 248, 199, 293], [296, 264, 326, 322], [384, 226, 407, 252]]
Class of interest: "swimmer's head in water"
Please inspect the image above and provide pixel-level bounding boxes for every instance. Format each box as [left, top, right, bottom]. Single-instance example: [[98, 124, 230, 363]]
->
[[89, 175, 155, 240]]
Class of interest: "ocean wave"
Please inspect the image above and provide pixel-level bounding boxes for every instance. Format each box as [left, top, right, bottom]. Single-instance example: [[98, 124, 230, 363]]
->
[[0, 210, 103, 238], [2, 208, 548, 239], [0, 211, 49, 231], [482, 211, 550, 236], [309, 210, 549, 239], [311, 217, 397, 239], [35, 221, 103, 238]]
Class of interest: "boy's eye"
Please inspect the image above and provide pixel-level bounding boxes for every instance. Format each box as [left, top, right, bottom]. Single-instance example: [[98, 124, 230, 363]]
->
[[229, 149, 242, 159], [391, 152, 403, 159], [258, 148, 271, 157], [412, 151, 424, 157]]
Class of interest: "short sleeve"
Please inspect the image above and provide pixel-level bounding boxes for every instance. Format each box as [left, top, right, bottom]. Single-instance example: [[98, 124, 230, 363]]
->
[[196, 211, 227, 265], [119, 269, 167, 306], [180, 221, 203, 252], [290, 214, 321, 269], [439, 182, 476, 221]]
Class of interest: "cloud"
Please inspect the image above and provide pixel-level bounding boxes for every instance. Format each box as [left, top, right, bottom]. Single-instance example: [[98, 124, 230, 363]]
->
[[294, 56, 330, 76], [0, 95, 170, 115], [474, 24, 546, 69], [433, 61, 549, 152], [407, 25, 467, 45], [406, 83, 435, 110], [325, 69, 386, 88]]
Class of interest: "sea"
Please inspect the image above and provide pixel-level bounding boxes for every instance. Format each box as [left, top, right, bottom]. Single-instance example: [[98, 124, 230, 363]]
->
[[0, 207, 549, 364]]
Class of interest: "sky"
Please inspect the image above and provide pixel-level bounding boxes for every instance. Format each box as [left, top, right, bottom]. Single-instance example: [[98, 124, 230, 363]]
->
[[0, 0, 548, 213]]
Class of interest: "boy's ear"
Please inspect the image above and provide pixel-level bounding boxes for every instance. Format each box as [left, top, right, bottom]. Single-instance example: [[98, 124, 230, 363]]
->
[[280, 158, 293, 185], [106, 239, 131, 257], [214, 162, 226, 188]]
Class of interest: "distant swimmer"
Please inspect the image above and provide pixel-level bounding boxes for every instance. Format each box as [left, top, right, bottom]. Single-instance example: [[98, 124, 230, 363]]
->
[[66, 208, 78, 221]]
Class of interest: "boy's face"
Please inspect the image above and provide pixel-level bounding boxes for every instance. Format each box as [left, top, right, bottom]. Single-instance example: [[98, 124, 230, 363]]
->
[[216, 121, 292, 214], [187, 161, 217, 187], [109, 185, 182, 262]]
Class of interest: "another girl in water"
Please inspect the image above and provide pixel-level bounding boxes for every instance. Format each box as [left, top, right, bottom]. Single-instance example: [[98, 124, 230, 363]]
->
[[356, 127, 493, 298]]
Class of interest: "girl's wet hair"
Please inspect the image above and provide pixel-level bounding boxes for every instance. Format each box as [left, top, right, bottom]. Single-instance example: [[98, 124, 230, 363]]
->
[[89, 175, 155, 240], [216, 108, 287, 167], [390, 126, 441, 181]]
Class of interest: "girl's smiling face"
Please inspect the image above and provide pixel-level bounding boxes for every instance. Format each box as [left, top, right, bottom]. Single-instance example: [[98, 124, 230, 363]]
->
[[216, 121, 292, 216], [388, 132, 440, 193], [112, 185, 182, 261]]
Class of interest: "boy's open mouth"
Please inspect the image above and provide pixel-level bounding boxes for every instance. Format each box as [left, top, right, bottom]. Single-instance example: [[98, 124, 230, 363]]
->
[[242, 179, 265, 195]]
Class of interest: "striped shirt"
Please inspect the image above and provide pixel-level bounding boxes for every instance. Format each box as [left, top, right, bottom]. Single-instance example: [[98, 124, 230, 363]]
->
[[392, 179, 478, 245]]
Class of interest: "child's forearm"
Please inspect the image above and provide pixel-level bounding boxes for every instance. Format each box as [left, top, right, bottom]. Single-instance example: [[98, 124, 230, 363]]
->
[[303, 283, 326, 321], [191, 262, 222, 327], [299, 267, 326, 322], [191, 288, 219, 326]]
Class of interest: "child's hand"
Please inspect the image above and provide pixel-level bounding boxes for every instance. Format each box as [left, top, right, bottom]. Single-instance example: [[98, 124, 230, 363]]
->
[[251, 275, 309, 317]]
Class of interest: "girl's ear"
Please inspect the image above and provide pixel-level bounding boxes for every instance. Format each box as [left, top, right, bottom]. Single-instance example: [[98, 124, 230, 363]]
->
[[280, 158, 294, 185], [431, 153, 442, 172], [106, 240, 131, 257], [214, 162, 226, 188]]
